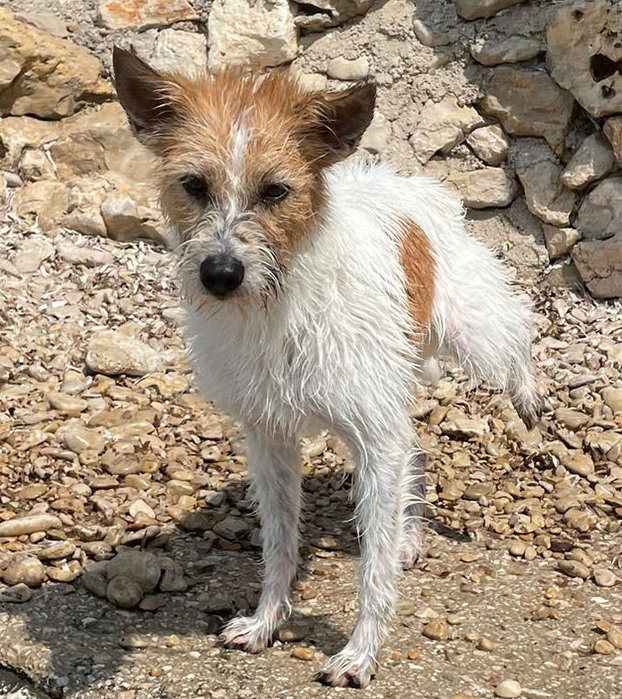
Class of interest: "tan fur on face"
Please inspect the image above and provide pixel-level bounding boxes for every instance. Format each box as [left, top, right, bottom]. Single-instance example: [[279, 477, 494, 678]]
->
[[152, 70, 334, 257], [399, 218, 436, 329], [113, 48, 376, 302]]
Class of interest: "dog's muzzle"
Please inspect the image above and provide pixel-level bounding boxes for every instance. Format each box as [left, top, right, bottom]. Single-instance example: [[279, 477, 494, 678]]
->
[[199, 253, 245, 298]]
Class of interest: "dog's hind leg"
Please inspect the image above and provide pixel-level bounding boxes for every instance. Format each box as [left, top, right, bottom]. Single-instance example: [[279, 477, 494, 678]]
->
[[398, 450, 427, 571], [316, 428, 412, 688]]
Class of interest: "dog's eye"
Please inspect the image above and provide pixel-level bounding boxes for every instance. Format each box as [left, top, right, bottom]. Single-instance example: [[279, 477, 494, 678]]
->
[[260, 183, 290, 204], [180, 174, 209, 202]]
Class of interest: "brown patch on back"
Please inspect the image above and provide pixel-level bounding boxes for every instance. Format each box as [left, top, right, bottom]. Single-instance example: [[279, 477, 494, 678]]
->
[[399, 218, 435, 329]]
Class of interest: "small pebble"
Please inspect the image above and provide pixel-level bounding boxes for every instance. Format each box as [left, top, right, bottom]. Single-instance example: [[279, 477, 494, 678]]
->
[[477, 636, 493, 651], [494, 679, 522, 698], [593, 568, 618, 587], [422, 619, 449, 641], [593, 639, 615, 655], [558, 560, 590, 579], [290, 646, 315, 661]]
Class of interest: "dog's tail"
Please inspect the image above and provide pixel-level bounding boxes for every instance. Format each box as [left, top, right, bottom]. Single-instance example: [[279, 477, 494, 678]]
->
[[424, 214, 543, 429]]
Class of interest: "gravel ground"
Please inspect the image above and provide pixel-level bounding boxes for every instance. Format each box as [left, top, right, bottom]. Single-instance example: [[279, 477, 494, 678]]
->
[[1, 0, 622, 696], [1, 197, 622, 698]]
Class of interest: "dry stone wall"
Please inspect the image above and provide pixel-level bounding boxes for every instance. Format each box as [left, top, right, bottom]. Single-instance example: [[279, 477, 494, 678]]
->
[[0, 0, 621, 298]]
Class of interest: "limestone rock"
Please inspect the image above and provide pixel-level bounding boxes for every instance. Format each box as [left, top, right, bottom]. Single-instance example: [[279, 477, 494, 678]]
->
[[441, 409, 489, 438], [48, 103, 152, 181], [58, 421, 105, 454], [327, 56, 369, 81], [0, 514, 62, 537], [100, 190, 164, 245], [12, 236, 55, 273], [603, 116, 622, 165], [482, 67, 575, 154], [0, 7, 111, 119], [107, 550, 161, 593], [82, 561, 110, 598], [410, 95, 485, 164], [561, 133, 615, 191], [360, 112, 392, 155], [447, 167, 517, 209], [470, 36, 542, 66], [572, 233, 622, 299], [575, 178, 622, 241], [466, 125, 509, 166], [514, 142, 576, 227], [3, 555, 46, 587], [14, 10, 68, 38], [208, 0, 298, 71], [453, 0, 525, 20], [547, 1, 622, 118], [602, 387, 622, 414], [131, 28, 207, 75], [106, 576, 144, 608], [541, 225, 582, 261], [86, 330, 163, 377], [158, 557, 188, 593], [12, 180, 70, 231], [97, 0, 197, 31], [292, 0, 373, 32], [412, 19, 453, 48]]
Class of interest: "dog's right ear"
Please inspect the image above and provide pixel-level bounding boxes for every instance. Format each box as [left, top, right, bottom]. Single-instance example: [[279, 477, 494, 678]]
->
[[112, 46, 179, 143]]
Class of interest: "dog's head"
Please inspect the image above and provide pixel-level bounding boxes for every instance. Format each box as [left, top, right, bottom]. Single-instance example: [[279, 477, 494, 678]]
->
[[113, 47, 376, 306]]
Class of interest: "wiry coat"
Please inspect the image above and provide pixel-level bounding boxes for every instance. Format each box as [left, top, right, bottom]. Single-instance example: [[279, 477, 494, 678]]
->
[[113, 48, 542, 689]]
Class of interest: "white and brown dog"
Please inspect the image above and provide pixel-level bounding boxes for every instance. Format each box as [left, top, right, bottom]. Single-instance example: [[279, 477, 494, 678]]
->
[[113, 48, 542, 688]]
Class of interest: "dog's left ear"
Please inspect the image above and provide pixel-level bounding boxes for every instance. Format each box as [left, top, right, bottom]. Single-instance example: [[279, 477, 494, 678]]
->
[[303, 81, 376, 166], [112, 46, 181, 144]]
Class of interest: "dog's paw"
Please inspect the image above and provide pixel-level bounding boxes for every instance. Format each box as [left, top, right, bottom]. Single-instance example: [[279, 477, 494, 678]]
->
[[398, 546, 420, 571], [398, 529, 423, 571], [219, 615, 273, 654], [315, 652, 376, 689]]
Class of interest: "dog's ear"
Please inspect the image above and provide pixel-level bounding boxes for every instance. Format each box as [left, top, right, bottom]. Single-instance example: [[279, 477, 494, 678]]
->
[[302, 81, 376, 166], [112, 46, 180, 143]]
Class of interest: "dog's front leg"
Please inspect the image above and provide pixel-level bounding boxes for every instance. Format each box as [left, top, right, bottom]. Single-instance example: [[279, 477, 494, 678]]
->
[[220, 426, 301, 652], [317, 435, 411, 688]]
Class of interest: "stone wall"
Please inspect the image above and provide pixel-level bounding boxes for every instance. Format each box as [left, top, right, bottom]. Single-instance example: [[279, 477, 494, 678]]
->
[[0, 0, 621, 298]]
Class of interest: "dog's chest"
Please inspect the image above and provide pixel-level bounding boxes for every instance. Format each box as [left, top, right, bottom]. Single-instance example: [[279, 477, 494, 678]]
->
[[184, 301, 333, 433]]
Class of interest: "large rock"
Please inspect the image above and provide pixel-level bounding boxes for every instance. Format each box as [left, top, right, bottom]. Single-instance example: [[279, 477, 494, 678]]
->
[[482, 67, 575, 154], [541, 225, 582, 261], [97, 0, 197, 31], [547, 1, 622, 118], [453, 0, 526, 20], [446, 167, 518, 209], [131, 29, 207, 74], [410, 95, 485, 164], [291, 0, 373, 32], [0, 8, 111, 118], [514, 142, 576, 226], [575, 177, 622, 241], [603, 116, 622, 165], [208, 0, 298, 71], [561, 133, 615, 191], [572, 234, 622, 299], [0, 103, 154, 182]]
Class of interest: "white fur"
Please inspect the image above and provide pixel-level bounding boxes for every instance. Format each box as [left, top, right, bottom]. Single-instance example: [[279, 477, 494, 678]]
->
[[185, 158, 540, 687]]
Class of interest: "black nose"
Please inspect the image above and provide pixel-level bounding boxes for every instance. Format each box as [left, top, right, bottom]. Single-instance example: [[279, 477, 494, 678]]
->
[[199, 254, 245, 297]]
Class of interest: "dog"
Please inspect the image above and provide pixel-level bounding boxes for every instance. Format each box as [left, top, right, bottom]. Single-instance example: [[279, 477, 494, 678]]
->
[[112, 47, 543, 689]]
